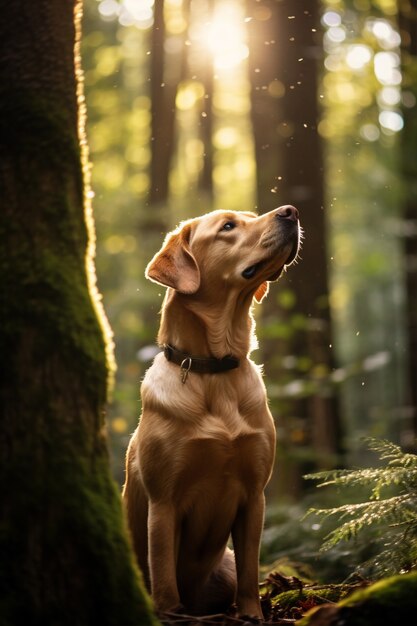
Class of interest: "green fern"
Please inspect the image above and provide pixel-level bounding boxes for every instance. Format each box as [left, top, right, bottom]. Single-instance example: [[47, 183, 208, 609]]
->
[[304, 438, 417, 577]]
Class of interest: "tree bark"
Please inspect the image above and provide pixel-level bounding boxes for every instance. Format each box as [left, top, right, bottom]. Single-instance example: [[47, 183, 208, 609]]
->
[[0, 2, 157, 624], [247, 0, 342, 496]]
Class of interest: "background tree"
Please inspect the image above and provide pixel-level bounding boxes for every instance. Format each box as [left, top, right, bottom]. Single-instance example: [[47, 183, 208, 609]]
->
[[247, 0, 342, 496], [399, 0, 417, 440], [197, 0, 215, 199], [150, 0, 177, 212], [0, 1, 157, 623]]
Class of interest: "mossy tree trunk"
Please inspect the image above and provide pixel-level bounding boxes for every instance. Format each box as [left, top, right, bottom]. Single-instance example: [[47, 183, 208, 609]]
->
[[0, 2, 157, 624]]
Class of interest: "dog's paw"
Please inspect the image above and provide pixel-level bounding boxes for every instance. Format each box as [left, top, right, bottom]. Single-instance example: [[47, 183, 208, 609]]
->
[[237, 605, 264, 623]]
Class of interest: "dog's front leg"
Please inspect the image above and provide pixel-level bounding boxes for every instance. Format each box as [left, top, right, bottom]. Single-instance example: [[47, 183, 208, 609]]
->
[[148, 501, 180, 612], [232, 493, 265, 619]]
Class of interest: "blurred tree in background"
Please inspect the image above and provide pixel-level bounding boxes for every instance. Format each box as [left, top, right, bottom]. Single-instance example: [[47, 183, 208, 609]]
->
[[399, 0, 417, 437], [247, 0, 341, 498], [82, 0, 416, 512]]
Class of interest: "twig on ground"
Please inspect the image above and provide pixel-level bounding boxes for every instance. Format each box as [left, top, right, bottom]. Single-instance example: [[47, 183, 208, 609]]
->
[[158, 610, 296, 626]]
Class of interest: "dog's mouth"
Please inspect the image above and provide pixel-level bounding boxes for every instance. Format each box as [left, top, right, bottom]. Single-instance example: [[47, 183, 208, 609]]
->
[[281, 234, 300, 266], [242, 262, 264, 279], [242, 233, 300, 282]]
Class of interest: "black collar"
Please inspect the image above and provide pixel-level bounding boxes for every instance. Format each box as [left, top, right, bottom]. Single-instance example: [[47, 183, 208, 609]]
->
[[163, 344, 240, 380]]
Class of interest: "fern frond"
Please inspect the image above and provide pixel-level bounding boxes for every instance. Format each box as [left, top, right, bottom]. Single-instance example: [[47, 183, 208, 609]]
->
[[304, 438, 417, 577], [306, 466, 417, 495], [365, 438, 417, 468], [308, 493, 415, 524], [318, 494, 416, 551]]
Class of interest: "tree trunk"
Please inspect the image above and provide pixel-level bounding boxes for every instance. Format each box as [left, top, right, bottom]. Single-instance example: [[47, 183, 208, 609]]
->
[[0, 2, 157, 624], [149, 0, 177, 214], [399, 0, 417, 442], [247, 0, 342, 497], [198, 0, 214, 199], [247, 0, 283, 214]]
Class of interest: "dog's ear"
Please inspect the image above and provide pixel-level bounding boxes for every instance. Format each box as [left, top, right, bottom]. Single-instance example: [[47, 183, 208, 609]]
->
[[254, 281, 269, 303], [145, 224, 200, 294]]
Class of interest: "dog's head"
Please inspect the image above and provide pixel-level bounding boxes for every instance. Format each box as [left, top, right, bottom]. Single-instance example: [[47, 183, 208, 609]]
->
[[146, 207, 301, 303]]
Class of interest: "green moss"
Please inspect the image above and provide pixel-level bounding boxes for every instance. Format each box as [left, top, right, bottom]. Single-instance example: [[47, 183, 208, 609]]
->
[[1, 186, 155, 623], [273, 587, 344, 610], [1, 147, 110, 408], [0, 92, 81, 169], [342, 572, 417, 615], [0, 444, 159, 626], [298, 572, 417, 626]]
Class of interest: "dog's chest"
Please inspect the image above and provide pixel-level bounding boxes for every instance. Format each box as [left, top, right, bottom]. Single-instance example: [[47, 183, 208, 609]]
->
[[170, 421, 272, 509], [140, 359, 275, 505], [141, 407, 274, 508]]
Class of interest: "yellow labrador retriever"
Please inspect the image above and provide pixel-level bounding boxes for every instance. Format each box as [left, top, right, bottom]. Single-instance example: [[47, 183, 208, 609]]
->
[[123, 206, 300, 618]]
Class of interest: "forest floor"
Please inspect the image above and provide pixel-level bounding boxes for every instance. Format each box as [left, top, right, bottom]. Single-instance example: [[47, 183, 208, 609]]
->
[[158, 570, 369, 626]]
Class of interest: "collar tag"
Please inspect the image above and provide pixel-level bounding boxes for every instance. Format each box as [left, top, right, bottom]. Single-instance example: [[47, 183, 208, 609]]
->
[[180, 357, 192, 384]]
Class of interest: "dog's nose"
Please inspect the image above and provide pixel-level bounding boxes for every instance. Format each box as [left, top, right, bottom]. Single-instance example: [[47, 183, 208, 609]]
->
[[276, 205, 299, 222]]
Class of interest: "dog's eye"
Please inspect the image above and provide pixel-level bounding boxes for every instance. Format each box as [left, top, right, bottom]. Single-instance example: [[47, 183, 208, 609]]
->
[[221, 221, 236, 232]]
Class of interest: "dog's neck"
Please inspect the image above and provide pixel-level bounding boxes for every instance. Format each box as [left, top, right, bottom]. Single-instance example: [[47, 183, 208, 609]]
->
[[157, 289, 258, 359]]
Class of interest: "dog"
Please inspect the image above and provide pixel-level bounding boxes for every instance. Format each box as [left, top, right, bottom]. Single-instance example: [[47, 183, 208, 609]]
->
[[123, 206, 301, 618]]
